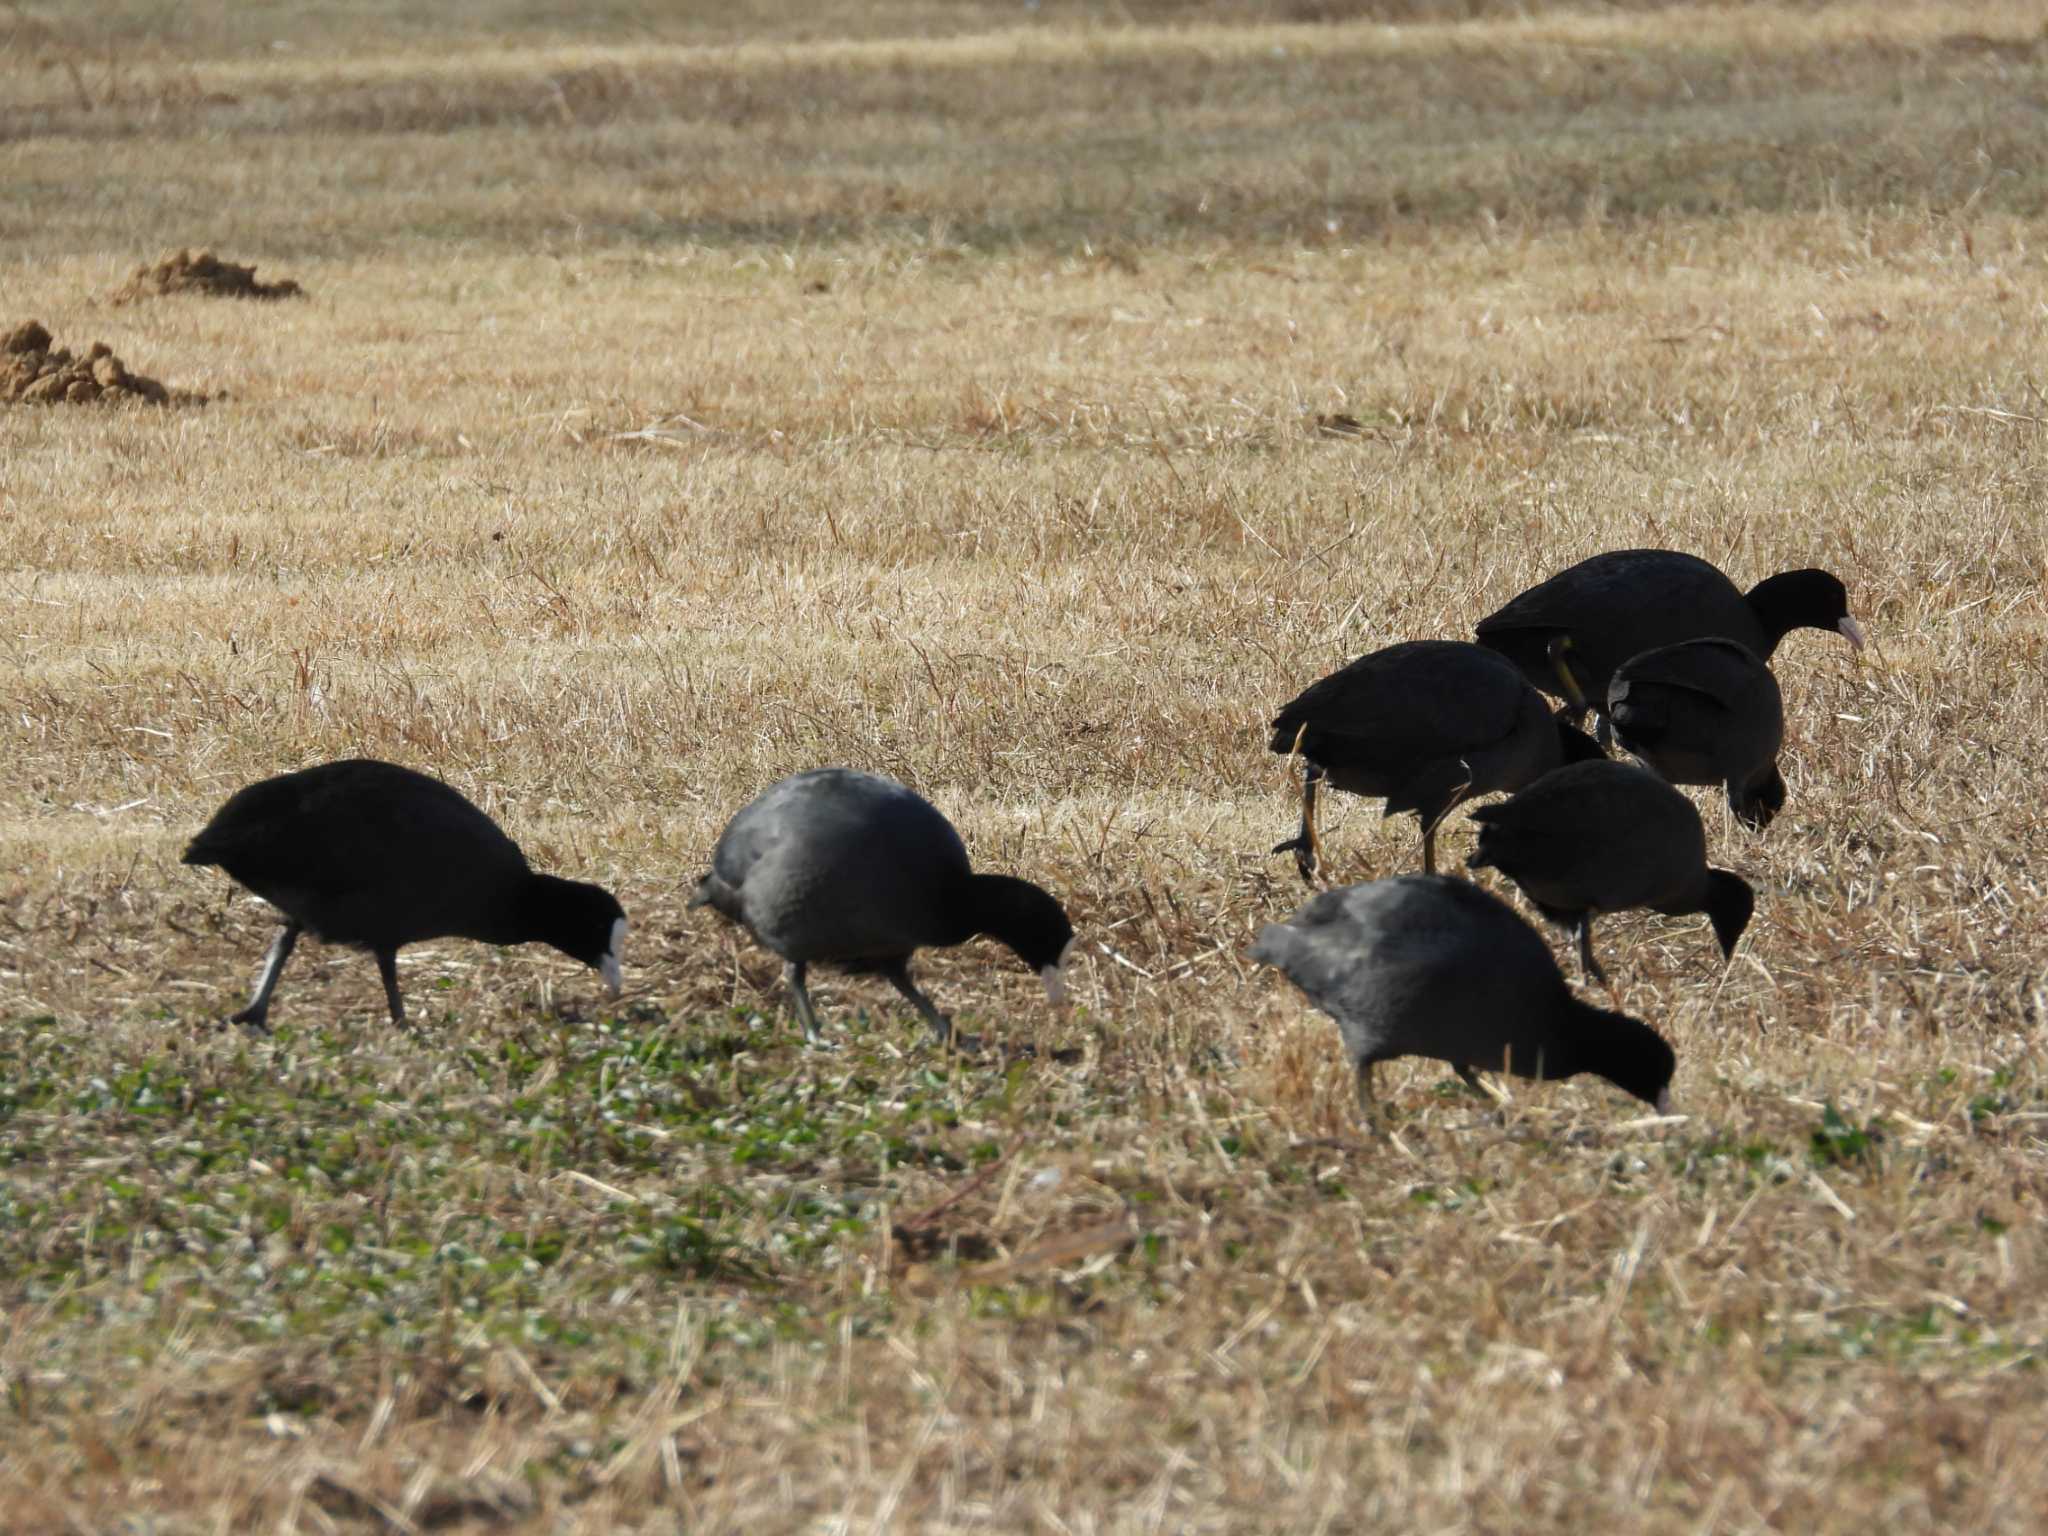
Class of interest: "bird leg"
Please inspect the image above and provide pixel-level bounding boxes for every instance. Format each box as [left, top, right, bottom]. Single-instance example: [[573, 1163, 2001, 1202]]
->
[[1298, 765, 1326, 883], [230, 922, 299, 1031], [1271, 738, 1327, 886], [1575, 917, 1611, 990], [785, 961, 829, 1046], [1419, 779, 1474, 876], [884, 963, 977, 1053], [374, 948, 409, 1029], [1546, 635, 1589, 717], [1354, 1058, 1383, 1133]]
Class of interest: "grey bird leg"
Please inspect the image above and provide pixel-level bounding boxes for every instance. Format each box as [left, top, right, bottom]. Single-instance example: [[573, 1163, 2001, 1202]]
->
[[785, 960, 828, 1045], [374, 947, 409, 1028], [883, 962, 974, 1052], [1575, 918, 1609, 988], [1354, 1058, 1380, 1130], [230, 922, 299, 1031]]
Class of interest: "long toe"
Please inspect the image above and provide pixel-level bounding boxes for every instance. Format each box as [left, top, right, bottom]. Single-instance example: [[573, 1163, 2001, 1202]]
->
[[1272, 834, 1318, 884], [227, 1006, 272, 1034]]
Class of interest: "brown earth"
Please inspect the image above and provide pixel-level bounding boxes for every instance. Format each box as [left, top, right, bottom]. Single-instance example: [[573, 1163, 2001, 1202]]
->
[[0, 319, 201, 406], [109, 247, 304, 303]]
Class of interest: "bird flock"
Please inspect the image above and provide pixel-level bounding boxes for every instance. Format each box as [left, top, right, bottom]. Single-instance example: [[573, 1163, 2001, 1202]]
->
[[182, 547, 1862, 1131]]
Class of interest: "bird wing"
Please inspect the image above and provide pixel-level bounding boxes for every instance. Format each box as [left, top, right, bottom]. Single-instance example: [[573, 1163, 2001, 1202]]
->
[[1609, 640, 1764, 713], [1273, 645, 1524, 759], [187, 763, 525, 902]]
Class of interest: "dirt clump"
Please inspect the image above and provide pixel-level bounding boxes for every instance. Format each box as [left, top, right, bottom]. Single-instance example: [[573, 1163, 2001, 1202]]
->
[[2, 320, 202, 406], [110, 248, 304, 304]]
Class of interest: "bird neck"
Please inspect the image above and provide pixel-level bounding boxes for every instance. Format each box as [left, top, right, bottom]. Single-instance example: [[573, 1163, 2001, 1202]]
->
[[960, 873, 1070, 971], [511, 874, 586, 947], [1703, 868, 1755, 959], [1744, 570, 1829, 648], [1561, 1000, 1674, 1108]]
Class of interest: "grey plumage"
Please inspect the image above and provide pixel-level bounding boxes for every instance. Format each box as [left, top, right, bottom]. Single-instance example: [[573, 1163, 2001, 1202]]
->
[[1607, 637, 1788, 829], [691, 768, 1073, 1048], [1467, 760, 1755, 983], [1251, 875, 1676, 1123]]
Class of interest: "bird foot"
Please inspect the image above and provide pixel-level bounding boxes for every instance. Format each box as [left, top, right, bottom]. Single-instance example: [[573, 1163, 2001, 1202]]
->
[[1271, 836, 1319, 886], [227, 1006, 272, 1035]]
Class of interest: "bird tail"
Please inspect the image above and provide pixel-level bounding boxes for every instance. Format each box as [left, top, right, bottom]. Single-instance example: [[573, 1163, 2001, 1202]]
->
[[180, 830, 227, 867], [688, 873, 737, 915]]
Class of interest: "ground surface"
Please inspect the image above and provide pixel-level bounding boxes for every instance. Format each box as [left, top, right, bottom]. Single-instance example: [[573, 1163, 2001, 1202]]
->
[[3, 1, 2047, 1530]]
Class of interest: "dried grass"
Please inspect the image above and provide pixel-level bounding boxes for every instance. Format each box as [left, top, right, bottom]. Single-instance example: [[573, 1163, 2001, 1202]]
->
[[2, 1, 2046, 1530]]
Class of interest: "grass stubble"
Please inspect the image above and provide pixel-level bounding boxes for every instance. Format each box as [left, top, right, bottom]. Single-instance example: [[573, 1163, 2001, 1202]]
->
[[2, 0, 2047, 1529]]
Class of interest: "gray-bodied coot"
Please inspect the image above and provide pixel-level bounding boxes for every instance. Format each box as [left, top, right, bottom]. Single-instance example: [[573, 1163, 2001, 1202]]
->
[[1608, 637, 1787, 829], [183, 758, 626, 1030], [690, 768, 1073, 1048], [1468, 759, 1754, 983], [1475, 549, 1862, 717], [1251, 874, 1675, 1122], [1268, 640, 1604, 883]]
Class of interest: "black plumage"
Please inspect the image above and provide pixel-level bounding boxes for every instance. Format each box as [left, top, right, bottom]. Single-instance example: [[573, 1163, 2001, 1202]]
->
[[1267, 640, 1604, 882], [690, 768, 1073, 1048], [1251, 874, 1676, 1122], [1608, 638, 1788, 828], [1475, 549, 1862, 717], [182, 759, 626, 1029], [1467, 760, 1754, 983]]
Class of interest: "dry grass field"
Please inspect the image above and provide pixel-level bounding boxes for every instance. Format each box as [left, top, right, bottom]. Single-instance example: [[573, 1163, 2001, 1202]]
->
[[4, 0, 2048, 1528]]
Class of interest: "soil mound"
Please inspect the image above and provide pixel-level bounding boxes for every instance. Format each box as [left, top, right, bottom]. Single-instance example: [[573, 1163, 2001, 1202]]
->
[[2, 320, 202, 406], [110, 248, 304, 304]]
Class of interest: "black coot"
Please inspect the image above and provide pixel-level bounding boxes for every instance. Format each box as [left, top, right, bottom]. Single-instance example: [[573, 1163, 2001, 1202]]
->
[[1468, 759, 1754, 983], [1608, 638, 1787, 829], [1475, 549, 1862, 717], [690, 768, 1073, 1048], [183, 758, 626, 1029], [1251, 874, 1675, 1123], [1268, 640, 1603, 882]]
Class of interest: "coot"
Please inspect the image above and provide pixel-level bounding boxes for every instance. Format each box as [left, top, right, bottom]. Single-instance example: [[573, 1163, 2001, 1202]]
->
[[183, 759, 626, 1030], [1252, 874, 1675, 1122], [1468, 759, 1754, 983], [1475, 549, 1861, 716], [1268, 640, 1603, 882], [1608, 638, 1787, 829], [690, 768, 1073, 1048]]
